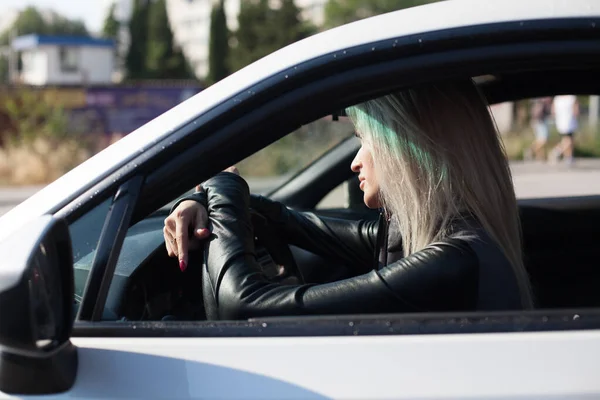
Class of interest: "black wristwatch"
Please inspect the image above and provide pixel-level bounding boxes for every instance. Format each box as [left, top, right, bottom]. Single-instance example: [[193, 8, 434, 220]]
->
[[169, 190, 208, 214]]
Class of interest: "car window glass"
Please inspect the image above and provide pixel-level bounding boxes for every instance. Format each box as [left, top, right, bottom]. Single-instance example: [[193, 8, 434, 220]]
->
[[316, 96, 600, 210], [316, 181, 348, 209], [239, 116, 354, 194], [92, 96, 600, 323], [94, 116, 356, 322], [494, 96, 600, 199], [69, 198, 111, 306]]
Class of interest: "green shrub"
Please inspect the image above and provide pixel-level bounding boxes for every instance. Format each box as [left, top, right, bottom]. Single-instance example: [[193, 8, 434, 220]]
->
[[0, 88, 93, 184]]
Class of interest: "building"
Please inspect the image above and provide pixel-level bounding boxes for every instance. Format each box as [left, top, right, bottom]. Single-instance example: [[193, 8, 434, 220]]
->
[[106, 0, 326, 80], [295, 0, 327, 26], [165, 0, 240, 79], [11, 35, 115, 86], [166, 0, 326, 79]]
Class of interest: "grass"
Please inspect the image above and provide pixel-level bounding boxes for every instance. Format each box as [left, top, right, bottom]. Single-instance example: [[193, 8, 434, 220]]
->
[[0, 135, 125, 186], [0, 138, 90, 185]]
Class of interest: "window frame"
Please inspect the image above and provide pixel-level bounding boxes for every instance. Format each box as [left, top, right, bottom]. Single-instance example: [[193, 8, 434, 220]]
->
[[51, 18, 600, 336], [59, 46, 80, 73]]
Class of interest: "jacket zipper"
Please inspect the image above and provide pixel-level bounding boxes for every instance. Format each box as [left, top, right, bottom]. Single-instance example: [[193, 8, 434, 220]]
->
[[374, 210, 389, 270]]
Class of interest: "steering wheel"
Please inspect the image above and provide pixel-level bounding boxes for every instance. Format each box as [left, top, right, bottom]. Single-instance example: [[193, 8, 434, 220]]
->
[[202, 209, 304, 320]]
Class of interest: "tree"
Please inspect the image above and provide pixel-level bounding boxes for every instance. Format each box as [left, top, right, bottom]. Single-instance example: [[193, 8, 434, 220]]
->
[[102, 3, 123, 71], [47, 14, 88, 36], [125, 0, 149, 80], [206, 0, 230, 85], [0, 7, 89, 83], [324, 0, 443, 28], [101, 3, 121, 76], [145, 0, 191, 79], [0, 6, 89, 45], [5, 7, 48, 40], [276, 0, 314, 45], [0, 88, 90, 183], [0, 56, 8, 83], [230, 0, 270, 72], [102, 3, 120, 40], [231, 0, 313, 72]]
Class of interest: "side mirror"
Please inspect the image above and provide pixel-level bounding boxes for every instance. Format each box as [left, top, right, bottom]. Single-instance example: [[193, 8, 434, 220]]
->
[[0, 215, 77, 395]]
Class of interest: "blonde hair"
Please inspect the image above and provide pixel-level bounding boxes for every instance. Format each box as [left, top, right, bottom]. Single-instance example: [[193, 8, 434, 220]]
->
[[347, 79, 534, 308]]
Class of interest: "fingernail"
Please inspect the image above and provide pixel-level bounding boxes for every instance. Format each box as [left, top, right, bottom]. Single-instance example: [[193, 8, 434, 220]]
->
[[179, 260, 187, 272]]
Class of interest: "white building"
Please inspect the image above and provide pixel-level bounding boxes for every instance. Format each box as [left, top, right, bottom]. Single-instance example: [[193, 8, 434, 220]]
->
[[106, 0, 326, 80], [165, 0, 240, 79], [295, 0, 327, 26], [11, 35, 115, 86], [166, 0, 326, 79]]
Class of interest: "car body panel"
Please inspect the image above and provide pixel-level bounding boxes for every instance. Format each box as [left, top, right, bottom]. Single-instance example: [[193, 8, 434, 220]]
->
[[2, 0, 600, 241], [2, 1, 600, 397], [3, 331, 595, 399]]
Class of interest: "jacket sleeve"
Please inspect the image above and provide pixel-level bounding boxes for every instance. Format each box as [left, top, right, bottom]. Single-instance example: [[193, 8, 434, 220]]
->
[[249, 194, 380, 275], [202, 172, 479, 320]]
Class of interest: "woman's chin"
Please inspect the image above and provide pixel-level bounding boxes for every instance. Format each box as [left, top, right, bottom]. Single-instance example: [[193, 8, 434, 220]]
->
[[363, 195, 381, 209]]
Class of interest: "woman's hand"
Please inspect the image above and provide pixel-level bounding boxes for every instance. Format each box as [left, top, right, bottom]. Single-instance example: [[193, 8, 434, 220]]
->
[[223, 166, 240, 175], [163, 167, 240, 271], [164, 197, 210, 272]]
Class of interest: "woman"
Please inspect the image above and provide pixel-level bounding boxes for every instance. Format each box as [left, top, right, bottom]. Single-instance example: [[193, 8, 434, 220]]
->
[[164, 79, 534, 320], [526, 97, 552, 161], [549, 95, 579, 165]]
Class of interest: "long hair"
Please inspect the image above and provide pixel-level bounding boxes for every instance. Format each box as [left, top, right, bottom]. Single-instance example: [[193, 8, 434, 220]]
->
[[346, 79, 534, 308]]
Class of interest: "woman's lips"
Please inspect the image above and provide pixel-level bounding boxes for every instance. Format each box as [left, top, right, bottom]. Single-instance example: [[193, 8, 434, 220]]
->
[[359, 180, 366, 190]]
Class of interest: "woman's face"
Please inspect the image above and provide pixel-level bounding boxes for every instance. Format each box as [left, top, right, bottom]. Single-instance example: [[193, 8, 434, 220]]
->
[[351, 140, 381, 209]]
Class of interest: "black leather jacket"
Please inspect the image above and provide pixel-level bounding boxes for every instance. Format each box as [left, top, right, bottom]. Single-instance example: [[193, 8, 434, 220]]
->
[[199, 172, 526, 320]]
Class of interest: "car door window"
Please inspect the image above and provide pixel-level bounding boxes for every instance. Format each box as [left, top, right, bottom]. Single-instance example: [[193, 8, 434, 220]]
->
[[316, 180, 348, 209], [92, 116, 357, 322], [68, 198, 112, 307], [239, 116, 354, 194]]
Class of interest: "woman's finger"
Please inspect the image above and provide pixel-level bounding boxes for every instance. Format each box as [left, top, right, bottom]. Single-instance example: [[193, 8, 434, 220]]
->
[[174, 214, 190, 272], [163, 226, 177, 258]]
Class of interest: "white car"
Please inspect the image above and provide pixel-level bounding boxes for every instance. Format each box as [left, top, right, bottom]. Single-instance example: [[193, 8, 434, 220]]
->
[[2, 0, 600, 398]]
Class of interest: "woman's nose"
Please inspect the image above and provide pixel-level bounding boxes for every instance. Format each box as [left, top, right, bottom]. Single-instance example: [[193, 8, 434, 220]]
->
[[350, 149, 361, 173]]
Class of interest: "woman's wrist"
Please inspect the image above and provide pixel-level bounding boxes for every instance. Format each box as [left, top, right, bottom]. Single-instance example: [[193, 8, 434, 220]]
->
[[169, 190, 208, 214]]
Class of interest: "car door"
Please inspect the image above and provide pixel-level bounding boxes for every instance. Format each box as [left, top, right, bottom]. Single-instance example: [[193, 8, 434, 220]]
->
[[3, 5, 600, 398]]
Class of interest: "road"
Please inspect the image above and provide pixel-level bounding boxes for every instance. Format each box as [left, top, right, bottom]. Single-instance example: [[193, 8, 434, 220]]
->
[[2, 159, 600, 216]]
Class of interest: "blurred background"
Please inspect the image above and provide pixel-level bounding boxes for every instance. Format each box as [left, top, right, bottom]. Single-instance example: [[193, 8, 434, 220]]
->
[[0, 0, 598, 200]]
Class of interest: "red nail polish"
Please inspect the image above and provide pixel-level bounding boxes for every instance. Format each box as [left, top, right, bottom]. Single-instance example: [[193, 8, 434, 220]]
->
[[179, 260, 187, 272]]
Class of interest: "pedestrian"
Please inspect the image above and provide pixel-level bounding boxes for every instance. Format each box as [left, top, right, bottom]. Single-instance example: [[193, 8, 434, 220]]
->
[[550, 95, 579, 165], [525, 97, 552, 161]]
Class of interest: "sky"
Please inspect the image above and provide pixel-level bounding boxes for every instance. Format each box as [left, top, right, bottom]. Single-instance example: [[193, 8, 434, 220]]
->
[[2, 0, 115, 34]]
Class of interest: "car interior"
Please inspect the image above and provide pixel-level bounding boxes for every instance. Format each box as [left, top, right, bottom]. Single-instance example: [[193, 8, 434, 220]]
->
[[71, 67, 600, 322]]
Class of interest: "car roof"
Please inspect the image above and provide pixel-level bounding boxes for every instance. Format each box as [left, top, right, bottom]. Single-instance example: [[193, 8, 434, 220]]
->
[[1, 0, 599, 240]]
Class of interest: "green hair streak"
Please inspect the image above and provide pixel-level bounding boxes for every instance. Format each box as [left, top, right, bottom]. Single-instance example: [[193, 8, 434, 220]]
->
[[346, 105, 444, 178]]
